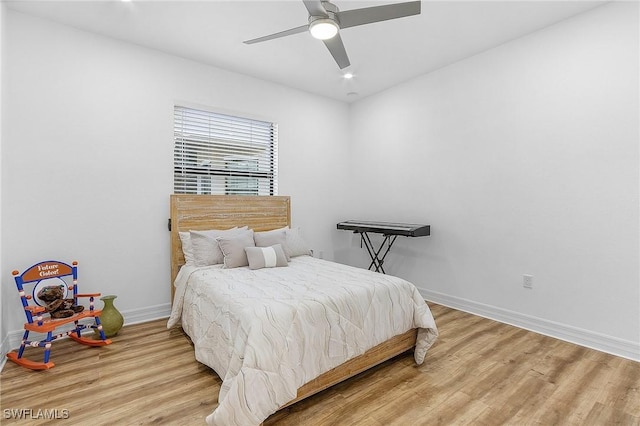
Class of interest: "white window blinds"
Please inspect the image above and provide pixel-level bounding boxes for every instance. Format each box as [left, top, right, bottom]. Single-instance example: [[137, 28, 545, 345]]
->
[[174, 106, 278, 195]]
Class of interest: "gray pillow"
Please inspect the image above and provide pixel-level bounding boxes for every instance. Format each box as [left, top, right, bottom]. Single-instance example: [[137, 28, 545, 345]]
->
[[245, 244, 289, 270], [253, 227, 291, 260], [217, 230, 255, 268], [190, 227, 244, 266], [285, 227, 312, 257]]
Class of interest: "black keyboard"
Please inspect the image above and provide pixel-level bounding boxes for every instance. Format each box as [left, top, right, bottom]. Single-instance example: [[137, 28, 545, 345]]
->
[[337, 220, 430, 237]]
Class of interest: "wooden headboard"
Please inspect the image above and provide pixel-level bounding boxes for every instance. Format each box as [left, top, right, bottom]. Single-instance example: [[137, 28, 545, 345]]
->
[[169, 195, 291, 301]]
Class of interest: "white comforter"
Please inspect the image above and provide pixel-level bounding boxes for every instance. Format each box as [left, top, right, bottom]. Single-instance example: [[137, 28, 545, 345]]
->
[[167, 256, 438, 425]]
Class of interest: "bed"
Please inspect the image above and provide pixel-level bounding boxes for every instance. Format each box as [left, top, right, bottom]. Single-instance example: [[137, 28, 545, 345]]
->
[[167, 194, 438, 425]]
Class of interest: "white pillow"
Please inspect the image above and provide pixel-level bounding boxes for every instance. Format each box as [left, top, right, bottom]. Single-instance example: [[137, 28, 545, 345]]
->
[[285, 227, 312, 257], [180, 227, 241, 265], [179, 231, 196, 265], [189, 227, 247, 266]]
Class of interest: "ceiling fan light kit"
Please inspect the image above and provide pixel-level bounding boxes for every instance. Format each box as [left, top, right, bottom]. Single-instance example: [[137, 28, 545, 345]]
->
[[309, 17, 339, 40], [244, 0, 421, 70]]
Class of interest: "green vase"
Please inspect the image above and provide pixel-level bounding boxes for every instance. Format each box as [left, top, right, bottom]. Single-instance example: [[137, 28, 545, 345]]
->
[[96, 295, 124, 338]]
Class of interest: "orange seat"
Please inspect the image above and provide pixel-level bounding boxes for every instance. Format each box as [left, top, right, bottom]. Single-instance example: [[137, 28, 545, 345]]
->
[[6, 260, 112, 370]]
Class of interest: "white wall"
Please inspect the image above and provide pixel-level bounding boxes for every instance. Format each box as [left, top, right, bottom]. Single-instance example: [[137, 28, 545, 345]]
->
[[345, 2, 639, 359], [0, 1, 6, 364], [1, 11, 350, 340]]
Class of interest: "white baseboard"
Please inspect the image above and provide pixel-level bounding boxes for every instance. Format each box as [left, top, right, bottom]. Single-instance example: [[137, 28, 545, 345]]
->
[[120, 302, 172, 326], [419, 287, 640, 362], [0, 303, 172, 372]]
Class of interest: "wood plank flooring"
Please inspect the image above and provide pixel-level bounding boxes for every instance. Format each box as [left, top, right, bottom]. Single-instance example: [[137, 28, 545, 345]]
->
[[1, 304, 638, 425]]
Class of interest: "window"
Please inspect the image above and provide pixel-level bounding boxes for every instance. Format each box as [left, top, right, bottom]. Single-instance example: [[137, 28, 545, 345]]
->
[[174, 106, 278, 195]]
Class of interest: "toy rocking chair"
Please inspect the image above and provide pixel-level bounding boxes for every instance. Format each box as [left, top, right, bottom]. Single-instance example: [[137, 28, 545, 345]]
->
[[6, 260, 112, 370]]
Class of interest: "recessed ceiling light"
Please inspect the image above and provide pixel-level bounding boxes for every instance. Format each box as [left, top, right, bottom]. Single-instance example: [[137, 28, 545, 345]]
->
[[343, 73, 354, 79]]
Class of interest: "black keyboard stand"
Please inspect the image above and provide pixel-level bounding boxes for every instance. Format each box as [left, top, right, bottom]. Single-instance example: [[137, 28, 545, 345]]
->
[[360, 232, 398, 274]]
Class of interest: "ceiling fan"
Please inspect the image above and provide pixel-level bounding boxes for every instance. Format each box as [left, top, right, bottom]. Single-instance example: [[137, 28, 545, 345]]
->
[[244, 0, 421, 69]]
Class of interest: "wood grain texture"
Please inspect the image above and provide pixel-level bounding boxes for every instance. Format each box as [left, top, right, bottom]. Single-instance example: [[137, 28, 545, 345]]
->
[[169, 194, 291, 300], [283, 329, 418, 409], [2, 305, 638, 425]]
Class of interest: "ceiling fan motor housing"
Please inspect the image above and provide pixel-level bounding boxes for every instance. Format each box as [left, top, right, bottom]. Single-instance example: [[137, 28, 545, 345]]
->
[[309, 1, 340, 28]]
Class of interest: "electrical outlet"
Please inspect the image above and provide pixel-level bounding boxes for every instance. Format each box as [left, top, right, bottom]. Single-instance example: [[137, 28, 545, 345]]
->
[[523, 274, 533, 289]]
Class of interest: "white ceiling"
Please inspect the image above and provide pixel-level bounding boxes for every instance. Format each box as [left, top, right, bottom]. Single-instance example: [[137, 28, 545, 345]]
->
[[6, 0, 607, 103]]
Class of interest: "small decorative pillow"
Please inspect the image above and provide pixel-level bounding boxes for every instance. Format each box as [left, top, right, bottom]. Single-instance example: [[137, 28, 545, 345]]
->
[[190, 227, 244, 267], [217, 230, 256, 268], [245, 244, 289, 270], [254, 227, 291, 260], [285, 227, 312, 257]]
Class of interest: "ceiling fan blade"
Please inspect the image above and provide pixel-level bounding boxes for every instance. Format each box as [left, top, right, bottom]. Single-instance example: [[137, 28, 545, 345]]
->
[[336, 1, 421, 29], [323, 33, 350, 69], [244, 25, 309, 44], [302, 0, 328, 17]]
